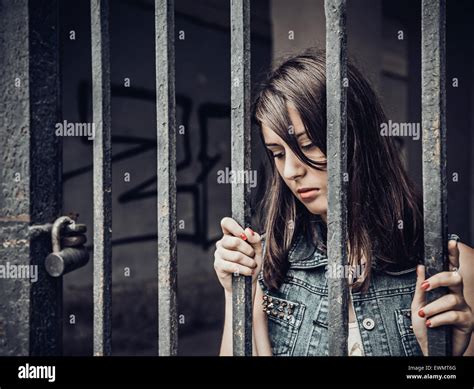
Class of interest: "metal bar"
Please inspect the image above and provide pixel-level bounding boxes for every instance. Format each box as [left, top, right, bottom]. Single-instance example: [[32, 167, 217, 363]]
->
[[230, 0, 252, 356], [421, 0, 450, 356], [0, 0, 62, 356], [155, 0, 178, 356], [91, 0, 112, 356], [325, 0, 349, 356], [29, 222, 86, 239]]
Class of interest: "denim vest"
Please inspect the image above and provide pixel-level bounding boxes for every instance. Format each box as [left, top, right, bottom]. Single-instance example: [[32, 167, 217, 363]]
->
[[257, 231, 424, 356]]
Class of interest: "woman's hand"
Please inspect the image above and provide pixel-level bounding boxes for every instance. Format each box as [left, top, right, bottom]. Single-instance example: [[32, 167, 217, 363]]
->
[[411, 238, 474, 356], [213, 217, 263, 294]]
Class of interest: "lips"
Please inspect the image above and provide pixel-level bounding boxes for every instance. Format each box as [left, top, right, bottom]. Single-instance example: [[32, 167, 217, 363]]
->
[[297, 187, 320, 193], [297, 187, 320, 201]]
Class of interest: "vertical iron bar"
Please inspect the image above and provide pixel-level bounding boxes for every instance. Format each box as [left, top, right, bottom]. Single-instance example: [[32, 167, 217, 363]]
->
[[325, 0, 349, 356], [155, 0, 178, 356], [421, 0, 450, 356], [91, 0, 112, 356], [230, 0, 252, 356], [0, 0, 62, 356]]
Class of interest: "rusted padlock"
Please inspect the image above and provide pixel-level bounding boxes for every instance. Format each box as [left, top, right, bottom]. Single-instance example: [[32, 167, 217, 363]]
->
[[45, 216, 90, 277]]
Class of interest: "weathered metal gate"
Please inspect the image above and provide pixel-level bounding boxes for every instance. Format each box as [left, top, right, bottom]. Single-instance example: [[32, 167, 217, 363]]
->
[[0, 0, 63, 356], [324, 0, 450, 357], [0, 0, 450, 356]]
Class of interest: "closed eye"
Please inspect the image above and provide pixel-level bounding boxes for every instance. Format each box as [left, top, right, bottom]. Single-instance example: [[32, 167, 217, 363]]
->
[[272, 143, 315, 159], [301, 143, 315, 151]]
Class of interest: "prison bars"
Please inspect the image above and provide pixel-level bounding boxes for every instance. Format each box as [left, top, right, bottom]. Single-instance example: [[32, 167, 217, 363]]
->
[[421, 0, 450, 356], [323, 0, 450, 356], [155, 0, 178, 356], [90, 0, 179, 357], [86, 0, 450, 356], [91, 0, 113, 356], [325, 0, 349, 356], [230, 0, 253, 357]]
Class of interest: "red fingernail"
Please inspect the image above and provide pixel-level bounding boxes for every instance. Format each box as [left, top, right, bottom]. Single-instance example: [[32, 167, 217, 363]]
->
[[240, 232, 247, 241], [418, 309, 425, 318], [426, 319, 432, 328], [421, 281, 430, 290], [248, 227, 255, 236]]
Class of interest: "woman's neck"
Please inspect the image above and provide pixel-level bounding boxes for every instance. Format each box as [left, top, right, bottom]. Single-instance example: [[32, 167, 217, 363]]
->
[[320, 213, 327, 224]]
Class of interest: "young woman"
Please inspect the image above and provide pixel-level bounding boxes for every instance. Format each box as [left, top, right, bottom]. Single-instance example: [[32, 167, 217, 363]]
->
[[214, 49, 474, 356]]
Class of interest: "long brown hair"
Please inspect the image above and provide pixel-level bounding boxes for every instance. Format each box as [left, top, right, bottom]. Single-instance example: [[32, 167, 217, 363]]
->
[[253, 48, 423, 292]]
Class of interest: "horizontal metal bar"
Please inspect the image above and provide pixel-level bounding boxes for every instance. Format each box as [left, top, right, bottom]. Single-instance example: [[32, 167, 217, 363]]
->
[[325, 0, 349, 356], [29, 222, 86, 239], [155, 0, 178, 356], [421, 0, 450, 356], [91, 0, 112, 356]]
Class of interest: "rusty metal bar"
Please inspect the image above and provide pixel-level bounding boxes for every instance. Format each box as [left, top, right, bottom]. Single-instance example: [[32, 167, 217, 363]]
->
[[421, 0, 450, 356], [0, 0, 62, 356], [155, 0, 178, 356], [91, 0, 112, 356], [230, 0, 252, 356], [325, 0, 349, 356]]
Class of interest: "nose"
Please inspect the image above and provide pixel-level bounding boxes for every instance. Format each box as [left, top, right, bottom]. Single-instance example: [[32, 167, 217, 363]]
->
[[283, 149, 305, 181]]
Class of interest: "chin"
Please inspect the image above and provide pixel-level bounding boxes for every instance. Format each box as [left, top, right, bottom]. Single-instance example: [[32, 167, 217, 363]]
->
[[305, 203, 327, 216]]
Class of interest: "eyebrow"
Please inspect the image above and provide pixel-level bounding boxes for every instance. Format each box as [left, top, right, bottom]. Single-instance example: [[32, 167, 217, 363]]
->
[[264, 131, 307, 147]]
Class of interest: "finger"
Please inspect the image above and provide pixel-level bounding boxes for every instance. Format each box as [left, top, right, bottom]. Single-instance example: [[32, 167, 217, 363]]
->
[[216, 246, 257, 269], [422, 270, 463, 294], [412, 265, 426, 310], [214, 257, 253, 277], [220, 217, 246, 239], [243, 226, 263, 259], [425, 309, 471, 331], [448, 237, 460, 271], [219, 235, 255, 258], [418, 292, 465, 319]]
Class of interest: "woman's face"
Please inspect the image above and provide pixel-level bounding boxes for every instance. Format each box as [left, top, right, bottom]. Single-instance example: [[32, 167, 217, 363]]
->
[[262, 106, 328, 222]]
